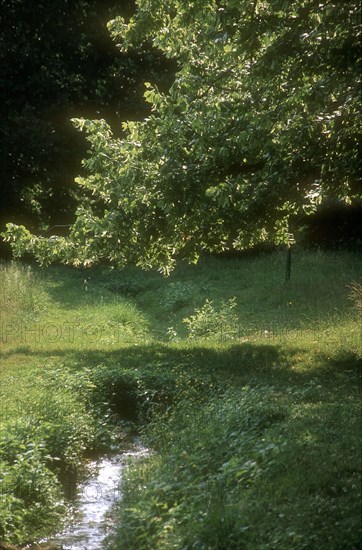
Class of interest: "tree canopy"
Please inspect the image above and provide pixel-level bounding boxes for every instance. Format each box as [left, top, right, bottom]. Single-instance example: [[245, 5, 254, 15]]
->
[[4, 0, 361, 272]]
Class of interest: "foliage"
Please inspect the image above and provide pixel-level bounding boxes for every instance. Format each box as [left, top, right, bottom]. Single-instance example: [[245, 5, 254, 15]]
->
[[162, 281, 197, 312], [110, 378, 361, 549], [0, 250, 361, 545], [3, 0, 361, 270], [0, 440, 64, 543], [183, 297, 239, 340], [0, 0, 175, 232], [0, 361, 125, 542]]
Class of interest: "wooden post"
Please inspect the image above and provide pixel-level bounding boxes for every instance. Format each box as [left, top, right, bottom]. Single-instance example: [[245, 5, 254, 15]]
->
[[285, 243, 292, 282]]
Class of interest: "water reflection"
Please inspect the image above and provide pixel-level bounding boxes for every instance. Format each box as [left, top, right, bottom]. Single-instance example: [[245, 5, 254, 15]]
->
[[50, 446, 149, 550]]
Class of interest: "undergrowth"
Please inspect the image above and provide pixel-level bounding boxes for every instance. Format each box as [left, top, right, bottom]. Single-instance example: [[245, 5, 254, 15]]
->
[[0, 248, 361, 547]]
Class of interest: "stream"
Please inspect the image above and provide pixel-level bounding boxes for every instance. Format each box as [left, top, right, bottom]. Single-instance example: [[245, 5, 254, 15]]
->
[[45, 445, 149, 550]]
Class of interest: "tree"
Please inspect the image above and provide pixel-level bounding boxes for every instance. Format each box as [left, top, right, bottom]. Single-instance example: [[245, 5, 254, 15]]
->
[[0, 0, 175, 233], [3, 0, 361, 272]]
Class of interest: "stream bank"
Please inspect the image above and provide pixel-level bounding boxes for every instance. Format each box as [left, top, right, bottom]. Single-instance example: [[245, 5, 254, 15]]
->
[[3, 444, 149, 550], [49, 446, 149, 550]]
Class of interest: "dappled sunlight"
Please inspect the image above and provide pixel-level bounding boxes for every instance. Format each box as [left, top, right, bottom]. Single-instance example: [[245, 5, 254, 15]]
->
[[1, 253, 361, 546]]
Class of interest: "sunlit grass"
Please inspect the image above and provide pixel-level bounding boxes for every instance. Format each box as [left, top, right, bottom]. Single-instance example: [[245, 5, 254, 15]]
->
[[0, 249, 361, 546]]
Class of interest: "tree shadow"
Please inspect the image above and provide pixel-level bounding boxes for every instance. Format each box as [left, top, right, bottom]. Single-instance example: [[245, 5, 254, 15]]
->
[[2, 341, 360, 421], [38, 264, 161, 310]]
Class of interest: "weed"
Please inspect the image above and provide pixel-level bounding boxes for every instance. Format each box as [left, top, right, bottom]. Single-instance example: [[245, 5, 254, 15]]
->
[[348, 280, 362, 315], [183, 297, 239, 340], [0, 262, 46, 317]]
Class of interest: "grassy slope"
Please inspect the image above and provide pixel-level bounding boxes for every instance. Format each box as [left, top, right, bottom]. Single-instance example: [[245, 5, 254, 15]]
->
[[0, 248, 361, 548]]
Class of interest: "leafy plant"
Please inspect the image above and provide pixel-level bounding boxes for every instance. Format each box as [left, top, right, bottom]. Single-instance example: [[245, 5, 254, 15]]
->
[[3, 1, 361, 271], [162, 281, 197, 312], [0, 436, 65, 543], [183, 297, 239, 340]]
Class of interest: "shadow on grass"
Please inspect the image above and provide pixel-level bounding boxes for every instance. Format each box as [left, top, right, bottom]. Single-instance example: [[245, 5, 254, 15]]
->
[[38, 264, 161, 310], [322, 349, 362, 371], [2, 342, 360, 418]]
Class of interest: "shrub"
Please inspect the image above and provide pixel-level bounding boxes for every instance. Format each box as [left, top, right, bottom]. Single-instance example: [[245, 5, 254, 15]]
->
[[0, 437, 64, 543], [0, 366, 113, 542], [183, 298, 239, 340]]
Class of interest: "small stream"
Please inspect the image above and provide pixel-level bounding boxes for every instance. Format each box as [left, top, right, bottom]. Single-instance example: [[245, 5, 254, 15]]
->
[[46, 445, 149, 550]]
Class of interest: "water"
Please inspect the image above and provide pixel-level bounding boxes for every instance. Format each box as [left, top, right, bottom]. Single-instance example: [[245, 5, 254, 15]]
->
[[48, 446, 149, 550]]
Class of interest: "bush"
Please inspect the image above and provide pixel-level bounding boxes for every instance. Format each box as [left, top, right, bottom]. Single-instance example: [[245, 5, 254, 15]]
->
[[0, 366, 115, 542], [183, 298, 239, 340], [110, 386, 289, 549], [0, 436, 64, 543]]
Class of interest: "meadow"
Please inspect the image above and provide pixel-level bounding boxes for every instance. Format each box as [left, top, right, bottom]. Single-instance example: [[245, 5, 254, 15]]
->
[[0, 248, 361, 548]]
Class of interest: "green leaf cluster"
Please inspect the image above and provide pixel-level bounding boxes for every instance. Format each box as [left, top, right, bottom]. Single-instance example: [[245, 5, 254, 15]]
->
[[4, 0, 361, 270]]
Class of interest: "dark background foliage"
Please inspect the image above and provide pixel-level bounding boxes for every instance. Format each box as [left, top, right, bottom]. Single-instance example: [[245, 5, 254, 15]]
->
[[0, 0, 176, 233]]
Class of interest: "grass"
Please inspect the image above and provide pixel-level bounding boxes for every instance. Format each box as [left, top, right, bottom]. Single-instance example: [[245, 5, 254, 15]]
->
[[0, 248, 361, 548]]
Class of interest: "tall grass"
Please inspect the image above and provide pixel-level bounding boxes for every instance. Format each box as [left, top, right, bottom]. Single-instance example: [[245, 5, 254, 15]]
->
[[0, 249, 361, 547], [0, 262, 45, 317], [349, 280, 362, 315]]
